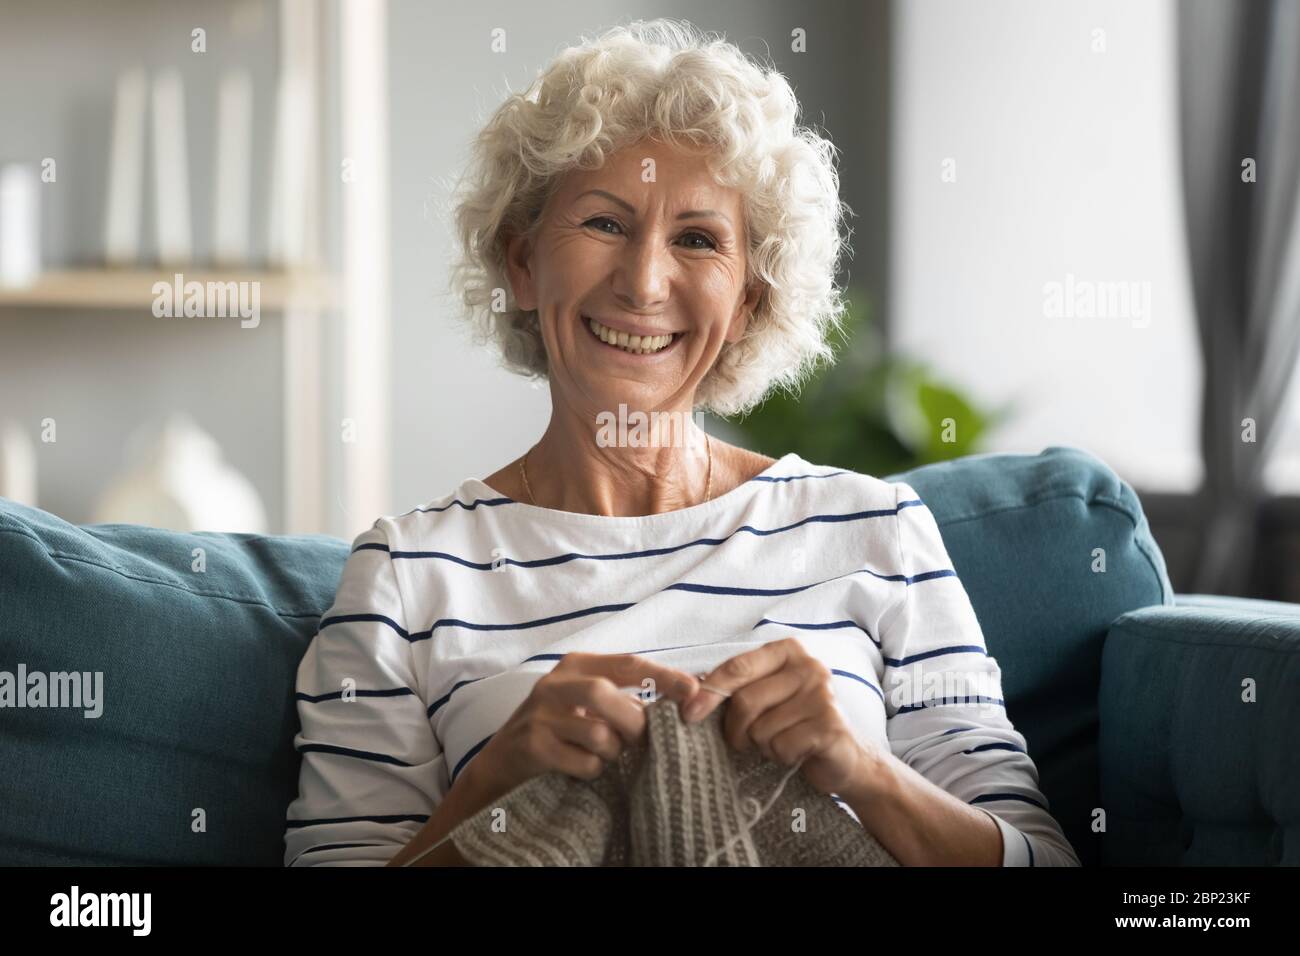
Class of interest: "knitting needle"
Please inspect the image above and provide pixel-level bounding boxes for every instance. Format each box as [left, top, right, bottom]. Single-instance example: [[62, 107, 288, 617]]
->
[[617, 681, 731, 703], [694, 671, 732, 698]]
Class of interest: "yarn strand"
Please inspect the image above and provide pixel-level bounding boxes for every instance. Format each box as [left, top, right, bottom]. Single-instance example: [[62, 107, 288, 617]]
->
[[700, 754, 808, 867], [400, 828, 456, 867]]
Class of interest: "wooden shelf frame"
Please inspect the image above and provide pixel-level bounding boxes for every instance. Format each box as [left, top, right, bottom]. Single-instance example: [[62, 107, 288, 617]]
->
[[0, 268, 340, 311]]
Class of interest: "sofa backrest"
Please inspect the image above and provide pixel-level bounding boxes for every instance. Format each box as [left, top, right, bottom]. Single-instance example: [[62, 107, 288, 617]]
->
[[0, 444, 1171, 866], [0, 501, 347, 864], [886, 445, 1174, 866]]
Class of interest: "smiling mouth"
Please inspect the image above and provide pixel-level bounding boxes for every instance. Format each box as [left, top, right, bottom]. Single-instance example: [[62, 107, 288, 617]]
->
[[584, 315, 682, 356]]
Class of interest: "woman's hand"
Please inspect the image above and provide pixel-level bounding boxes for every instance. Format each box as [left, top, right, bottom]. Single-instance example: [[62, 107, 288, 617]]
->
[[682, 637, 876, 798], [467, 652, 701, 801]]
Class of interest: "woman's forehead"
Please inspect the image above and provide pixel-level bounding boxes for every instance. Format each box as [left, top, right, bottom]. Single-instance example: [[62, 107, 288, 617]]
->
[[557, 157, 740, 210]]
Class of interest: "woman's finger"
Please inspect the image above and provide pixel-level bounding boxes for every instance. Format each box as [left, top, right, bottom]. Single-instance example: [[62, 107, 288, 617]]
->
[[686, 638, 802, 722], [562, 651, 700, 704], [542, 673, 646, 745], [766, 716, 829, 768], [537, 729, 608, 781], [746, 690, 827, 758], [550, 712, 626, 763], [720, 668, 806, 752]]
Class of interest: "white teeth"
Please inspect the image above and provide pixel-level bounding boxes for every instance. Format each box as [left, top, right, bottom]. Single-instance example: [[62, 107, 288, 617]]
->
[[586, 316, 675, 354]]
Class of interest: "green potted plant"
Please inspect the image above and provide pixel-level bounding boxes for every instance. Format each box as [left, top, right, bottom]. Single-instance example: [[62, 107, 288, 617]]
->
[[711, 287, 1016, 478]]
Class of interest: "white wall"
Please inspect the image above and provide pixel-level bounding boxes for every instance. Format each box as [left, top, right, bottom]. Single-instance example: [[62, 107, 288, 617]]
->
[[891, 0, 1205, 491]]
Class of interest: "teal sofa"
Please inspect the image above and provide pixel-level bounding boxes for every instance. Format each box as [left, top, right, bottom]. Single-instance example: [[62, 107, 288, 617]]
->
[[1, 445, 1296, 866]]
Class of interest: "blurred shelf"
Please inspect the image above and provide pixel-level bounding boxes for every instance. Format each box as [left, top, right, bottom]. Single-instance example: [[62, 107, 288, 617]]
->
[[0, 268, 341, 311]]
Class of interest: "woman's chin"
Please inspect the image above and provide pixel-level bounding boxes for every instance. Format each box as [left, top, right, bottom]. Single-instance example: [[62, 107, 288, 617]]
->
[[569, 381, 693, 427], [557, 350, 701, 423], [581, 385, 671, 415]]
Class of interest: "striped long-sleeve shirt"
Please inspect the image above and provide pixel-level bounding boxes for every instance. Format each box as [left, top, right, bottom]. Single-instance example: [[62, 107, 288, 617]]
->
[[284, 452, 1080, 866]]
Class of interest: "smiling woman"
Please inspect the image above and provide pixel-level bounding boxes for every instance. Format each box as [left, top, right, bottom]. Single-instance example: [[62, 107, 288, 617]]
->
[[283, 17, 1079, 869]]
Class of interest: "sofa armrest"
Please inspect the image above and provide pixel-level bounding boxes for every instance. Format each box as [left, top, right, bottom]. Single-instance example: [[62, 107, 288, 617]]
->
[[1173, 592, 1300, 617], [1097, 600, 1300, 865]]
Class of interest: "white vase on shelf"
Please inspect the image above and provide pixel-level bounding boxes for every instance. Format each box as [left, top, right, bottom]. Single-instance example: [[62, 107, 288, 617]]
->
[[0, 420, 37, 506], [0, 163, 40, 287], [104, 67, 147, 267], [90, 412, 267, 533]]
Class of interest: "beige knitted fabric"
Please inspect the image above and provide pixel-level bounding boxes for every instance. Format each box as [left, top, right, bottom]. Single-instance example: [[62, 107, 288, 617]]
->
[[448, 697, 900, 866]]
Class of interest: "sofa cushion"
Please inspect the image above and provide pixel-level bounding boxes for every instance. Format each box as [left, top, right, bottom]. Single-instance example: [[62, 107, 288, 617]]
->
[[886, 445, 1173, 866], [0, 498, 347, 864]]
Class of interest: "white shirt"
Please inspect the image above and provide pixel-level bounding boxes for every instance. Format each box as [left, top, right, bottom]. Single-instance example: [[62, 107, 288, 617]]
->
[[284, 451, 1080, 866]]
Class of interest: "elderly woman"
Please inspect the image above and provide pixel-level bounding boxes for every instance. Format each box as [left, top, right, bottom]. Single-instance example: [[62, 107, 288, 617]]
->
[[284, 18, 1079, 867]]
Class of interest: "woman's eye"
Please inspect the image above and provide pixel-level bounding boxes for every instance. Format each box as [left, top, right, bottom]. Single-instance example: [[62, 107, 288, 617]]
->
[[584, 217, 716, 251], [679, 231, 717, 251]]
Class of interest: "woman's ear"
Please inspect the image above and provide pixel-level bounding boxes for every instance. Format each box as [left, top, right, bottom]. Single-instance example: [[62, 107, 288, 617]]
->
[[504, 230, 538, 312], [724, 282, 766, 343]]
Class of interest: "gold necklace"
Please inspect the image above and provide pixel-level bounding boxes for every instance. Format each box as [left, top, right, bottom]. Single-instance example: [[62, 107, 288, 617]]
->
[[519, 433, 713, 509]]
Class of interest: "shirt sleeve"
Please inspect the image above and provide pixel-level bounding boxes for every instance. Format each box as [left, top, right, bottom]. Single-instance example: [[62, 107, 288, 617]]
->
[[283, 518, 449, 866], [877, 481, 1080, 867]]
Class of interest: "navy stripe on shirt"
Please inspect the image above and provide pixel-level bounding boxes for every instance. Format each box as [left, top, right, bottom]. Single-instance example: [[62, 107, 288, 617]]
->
[[355, 501, 924, 565], [297, 743, 414, 767], [286, 813, 430, 829], [318, 562, 958, 642]]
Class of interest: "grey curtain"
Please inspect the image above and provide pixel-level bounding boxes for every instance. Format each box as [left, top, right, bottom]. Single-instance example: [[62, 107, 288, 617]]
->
[[1179, 0, 1300, 595]]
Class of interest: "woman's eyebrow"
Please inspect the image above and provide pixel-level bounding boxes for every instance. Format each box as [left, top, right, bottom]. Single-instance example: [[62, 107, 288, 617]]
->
[[576, 188, 732, 226], [678, 208, 732, 226]]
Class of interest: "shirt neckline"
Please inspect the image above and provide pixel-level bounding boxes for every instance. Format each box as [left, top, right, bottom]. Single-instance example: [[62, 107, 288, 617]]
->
[[463, 452, 803, 527]]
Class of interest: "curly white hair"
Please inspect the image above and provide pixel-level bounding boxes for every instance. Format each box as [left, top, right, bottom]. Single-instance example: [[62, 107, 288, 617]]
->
[[446, 17, 853, 417]]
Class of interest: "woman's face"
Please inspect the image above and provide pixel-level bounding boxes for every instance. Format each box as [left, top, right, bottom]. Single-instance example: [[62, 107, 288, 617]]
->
[[505, 138, 763, 418]]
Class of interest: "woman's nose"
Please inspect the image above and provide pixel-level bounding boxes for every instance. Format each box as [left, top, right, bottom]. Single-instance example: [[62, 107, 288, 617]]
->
[[612, 232, 670, 310]]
